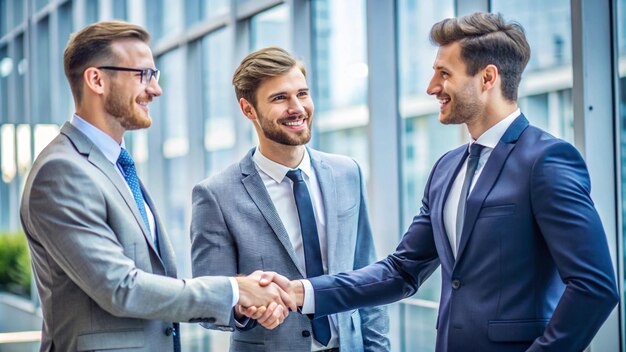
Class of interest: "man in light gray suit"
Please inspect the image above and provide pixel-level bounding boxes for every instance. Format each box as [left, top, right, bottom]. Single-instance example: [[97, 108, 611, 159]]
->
[[190, 47, 389, 351], [20, 22, 293, 352]]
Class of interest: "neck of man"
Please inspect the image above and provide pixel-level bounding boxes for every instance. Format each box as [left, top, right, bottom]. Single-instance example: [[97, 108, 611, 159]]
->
[[258, 141, 306, 169], [76, 104, 126, 144], [466, 100, 519, 140]]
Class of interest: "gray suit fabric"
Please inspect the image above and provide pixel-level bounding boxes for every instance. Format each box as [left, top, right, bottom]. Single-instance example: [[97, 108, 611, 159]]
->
[[190, 148, 390, 352], [20, 122, 233, 352]]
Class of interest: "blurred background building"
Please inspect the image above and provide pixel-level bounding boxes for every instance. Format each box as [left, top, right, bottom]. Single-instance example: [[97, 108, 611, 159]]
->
[[0, 0, 622, 351]]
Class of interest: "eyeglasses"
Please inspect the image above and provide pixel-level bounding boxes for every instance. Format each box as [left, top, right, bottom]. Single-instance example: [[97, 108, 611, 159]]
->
[[98, 66, 160, 85]]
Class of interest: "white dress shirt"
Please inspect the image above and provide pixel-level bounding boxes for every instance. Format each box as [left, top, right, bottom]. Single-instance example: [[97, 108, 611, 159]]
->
[[443, 108, 520, 257], [253, 147, 339, 351], [70, 115, 239, 306]]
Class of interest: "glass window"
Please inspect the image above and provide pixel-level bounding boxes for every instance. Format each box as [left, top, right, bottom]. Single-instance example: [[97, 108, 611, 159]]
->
[[13, 0, 24, 27], [155, 48, 190, 272], [85, 0, 99, 24], [617, 0, 626, 346], [250, 4, 289, 51], [491, 0, 573, 141], [186, 0, 229, 25], [202, 0, 229, 19], [35, 0, 49, 12], [202, 28, 236, 176], [159, 49, 189, 160], [113, 0, 128, 20], [311, 0, 369, 172], [0, 46, 9, 123], [57, 3, 73, 123], [34, 17, 51, 124], [15, 34, 25, 122], [0, 0, 8, 36], [397, 1, 454, 351], [1, 124, 16, 183]]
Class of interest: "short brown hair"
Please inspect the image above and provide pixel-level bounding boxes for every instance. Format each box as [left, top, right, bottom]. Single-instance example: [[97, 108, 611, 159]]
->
[[63, 21, 150, 103], [430, 12, 530, 102], [232, 47, 306, 107]]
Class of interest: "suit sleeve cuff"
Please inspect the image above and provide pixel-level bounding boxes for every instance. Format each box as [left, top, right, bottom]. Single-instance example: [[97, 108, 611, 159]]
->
[[301, 279, 315, 314], [229, 277, 239, 308]]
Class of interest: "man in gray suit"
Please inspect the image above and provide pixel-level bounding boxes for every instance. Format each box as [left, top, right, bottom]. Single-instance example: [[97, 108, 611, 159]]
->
[[190, 47, 389, 351], [20, 21, 293, 352]]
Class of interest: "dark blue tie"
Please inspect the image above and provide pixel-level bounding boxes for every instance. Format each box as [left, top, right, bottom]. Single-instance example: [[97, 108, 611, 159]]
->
[[286, 169, 331, 346], [117, 148, 157, 250], [455, 143, 485, 252]]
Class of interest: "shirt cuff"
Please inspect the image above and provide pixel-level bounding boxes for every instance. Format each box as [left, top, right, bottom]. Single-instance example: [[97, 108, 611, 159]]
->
[[228, 277, 239, 308], [300, 279, 315, 314], [234, 314, 250, 328]]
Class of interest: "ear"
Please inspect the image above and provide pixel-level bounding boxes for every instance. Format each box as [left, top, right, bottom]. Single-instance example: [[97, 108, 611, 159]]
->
[[239, 98, 257, 121], [481, 64, 498, 92], [83, 67, 106, 96]]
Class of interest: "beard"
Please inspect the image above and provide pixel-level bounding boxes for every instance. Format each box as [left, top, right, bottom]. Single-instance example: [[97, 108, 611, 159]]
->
[[256, 111, 312, 146], [438, 84, 482, 126], [105, 82, 152, 130]]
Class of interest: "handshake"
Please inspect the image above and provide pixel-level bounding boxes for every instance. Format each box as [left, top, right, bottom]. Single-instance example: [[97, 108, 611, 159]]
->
[[235, 271, 305, 329]]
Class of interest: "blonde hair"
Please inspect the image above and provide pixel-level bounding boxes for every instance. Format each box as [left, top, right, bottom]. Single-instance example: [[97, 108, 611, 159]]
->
[[232, 47, 306, 107], [63, 20, 150, 103]]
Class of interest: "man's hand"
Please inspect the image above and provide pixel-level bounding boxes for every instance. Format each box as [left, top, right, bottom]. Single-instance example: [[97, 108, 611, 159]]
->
[[256, 272, 305, 308], [236, 271, 295, 329]]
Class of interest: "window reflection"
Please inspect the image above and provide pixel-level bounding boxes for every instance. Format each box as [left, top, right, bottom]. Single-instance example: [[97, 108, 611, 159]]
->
[[397, 1, 453, 351], [202, 28, 235, 177], [250, 4, 289, 51], [311, 0, 369, 172], [34, 18, 50, 124], [616, 0, 626, 347]]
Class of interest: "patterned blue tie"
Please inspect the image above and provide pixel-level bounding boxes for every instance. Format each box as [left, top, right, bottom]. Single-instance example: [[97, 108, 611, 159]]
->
[[117, 148, 156, 249], [286, 169, 331, 346], [455, 143, 485, 252]]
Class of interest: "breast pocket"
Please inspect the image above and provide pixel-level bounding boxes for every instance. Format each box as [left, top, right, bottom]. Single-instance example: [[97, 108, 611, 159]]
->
[[478, 204, 516, 218]]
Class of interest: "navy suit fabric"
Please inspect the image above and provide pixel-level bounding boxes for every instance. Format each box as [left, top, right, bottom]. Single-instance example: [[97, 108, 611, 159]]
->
[[310, 115, 618, 352]]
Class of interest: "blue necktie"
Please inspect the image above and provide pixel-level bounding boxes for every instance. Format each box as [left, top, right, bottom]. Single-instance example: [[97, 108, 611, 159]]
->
[[117, 148, 157, 250], [455, 143, 485, 252], [286, 169, 331, 346]]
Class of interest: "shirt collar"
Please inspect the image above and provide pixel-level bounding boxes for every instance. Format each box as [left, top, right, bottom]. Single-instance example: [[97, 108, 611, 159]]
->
[[472, 108, 521, 149], [252, 147, 312, 184], [70, 114, 125, 164]]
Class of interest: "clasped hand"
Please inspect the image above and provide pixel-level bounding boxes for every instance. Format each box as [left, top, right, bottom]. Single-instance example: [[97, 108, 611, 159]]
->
[[235, 271, 303, 329]]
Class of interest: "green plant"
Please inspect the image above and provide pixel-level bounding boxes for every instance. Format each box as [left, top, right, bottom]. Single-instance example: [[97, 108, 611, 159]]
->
[[0, 231, 32, 297]]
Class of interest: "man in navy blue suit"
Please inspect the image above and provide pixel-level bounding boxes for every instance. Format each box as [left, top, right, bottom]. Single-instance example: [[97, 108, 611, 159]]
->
[[264, 11, 619, 352]]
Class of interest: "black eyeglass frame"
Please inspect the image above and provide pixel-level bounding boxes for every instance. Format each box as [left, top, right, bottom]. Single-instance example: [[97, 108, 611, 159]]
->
[[97, 66, 160, 84]]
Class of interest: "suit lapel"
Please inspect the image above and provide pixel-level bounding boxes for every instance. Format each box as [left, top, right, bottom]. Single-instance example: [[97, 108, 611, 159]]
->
[[309, 149, 339, 273], [455, 115, 529, 261], [437, 148, 467, 267], [240, 150, 306, 277], [61, 123, 162, 262], [142, 184, 173, 274]]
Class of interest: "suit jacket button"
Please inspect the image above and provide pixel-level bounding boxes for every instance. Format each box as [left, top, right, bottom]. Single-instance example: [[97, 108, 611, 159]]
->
[[302, 330, 311, 337], [452, 279, 461, 289], [165, 327, 174, 336]]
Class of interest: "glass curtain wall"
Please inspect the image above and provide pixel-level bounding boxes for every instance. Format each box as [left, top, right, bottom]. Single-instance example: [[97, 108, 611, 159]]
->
[[397, 1, 454, 350], [311, 0, 369, 175], [617, 0, 626, 345]]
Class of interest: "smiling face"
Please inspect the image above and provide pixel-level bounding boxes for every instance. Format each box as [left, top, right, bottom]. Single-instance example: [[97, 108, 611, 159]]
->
[[426, 41, 484, 126], [103, 39, 162, 131], [246, 67, 314, 147]]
